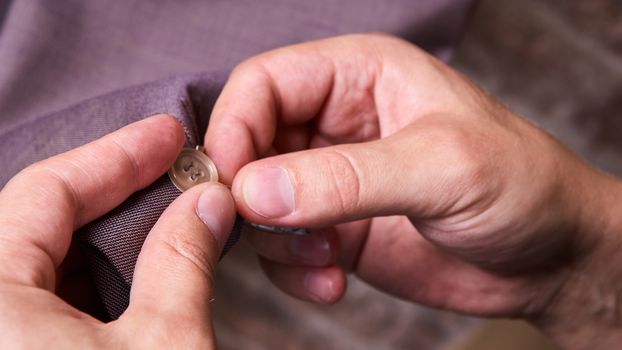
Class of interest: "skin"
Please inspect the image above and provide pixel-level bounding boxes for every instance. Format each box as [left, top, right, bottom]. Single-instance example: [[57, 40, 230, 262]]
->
[[204, 34, 622, 349], [2, 34, 622, 349], [0, 115, 236, 348]]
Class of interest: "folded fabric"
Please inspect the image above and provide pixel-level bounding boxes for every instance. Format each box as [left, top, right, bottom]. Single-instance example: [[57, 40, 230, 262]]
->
[[1, 72, 237, 319], [0, 0, 475, 321]]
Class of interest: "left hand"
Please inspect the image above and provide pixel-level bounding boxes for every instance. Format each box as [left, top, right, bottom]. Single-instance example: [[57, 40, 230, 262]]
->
[[0, 115, 236, 349]]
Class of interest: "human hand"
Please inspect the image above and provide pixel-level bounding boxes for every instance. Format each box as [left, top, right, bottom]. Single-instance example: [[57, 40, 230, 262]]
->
[[0, 115, 236, 348], [205, 35, 622, 348]]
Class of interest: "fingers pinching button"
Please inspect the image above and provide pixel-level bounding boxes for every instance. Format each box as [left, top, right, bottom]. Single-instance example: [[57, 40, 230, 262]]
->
[[169, 146, 308, 235]]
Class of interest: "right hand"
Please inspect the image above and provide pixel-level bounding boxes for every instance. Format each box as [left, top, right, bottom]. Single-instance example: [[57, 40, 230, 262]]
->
[[206, 34, 622, 349]]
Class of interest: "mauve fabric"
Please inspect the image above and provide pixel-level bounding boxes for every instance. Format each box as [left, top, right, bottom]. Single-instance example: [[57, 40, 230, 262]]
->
[[0, 72, 240, 319], [0, 0, 474, 319]]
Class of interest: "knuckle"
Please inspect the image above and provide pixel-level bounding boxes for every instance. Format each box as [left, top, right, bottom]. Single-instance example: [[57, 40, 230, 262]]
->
[[232, 56, 270, 81], [106, 134, 141, 189], [417, 123, 498, 210], [18, 161, 82, 213], [231, 58, 255, 77], [0, 240, 53, 288], [158, 233, 217, 283], [428, 124, 491, 185], [321, 149, 362, 216]]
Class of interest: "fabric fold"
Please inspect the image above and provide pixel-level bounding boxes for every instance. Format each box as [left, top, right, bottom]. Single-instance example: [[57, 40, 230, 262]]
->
[[0, 71, 240, 319]]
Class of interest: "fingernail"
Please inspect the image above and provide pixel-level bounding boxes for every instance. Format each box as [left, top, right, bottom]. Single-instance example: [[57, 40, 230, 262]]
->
[[289, 234, 332, 265], [242, 167, 295, 218], [197, 185, 232, 244], [304, 271, 335, 304]]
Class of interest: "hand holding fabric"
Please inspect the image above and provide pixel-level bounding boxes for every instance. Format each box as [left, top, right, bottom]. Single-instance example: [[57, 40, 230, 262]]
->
[[0, 115, 235, 348]]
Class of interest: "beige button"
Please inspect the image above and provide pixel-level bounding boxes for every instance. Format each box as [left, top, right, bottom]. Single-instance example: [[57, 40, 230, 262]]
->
[[168, 146, 219, 192]]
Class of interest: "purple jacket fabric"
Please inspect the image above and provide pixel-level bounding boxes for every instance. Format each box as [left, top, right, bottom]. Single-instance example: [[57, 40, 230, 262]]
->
[[0, 0, 474, 319]]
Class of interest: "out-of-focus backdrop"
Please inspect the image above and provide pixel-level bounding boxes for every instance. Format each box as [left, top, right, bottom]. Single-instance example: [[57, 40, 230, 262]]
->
[[213, 1, 621, 349]]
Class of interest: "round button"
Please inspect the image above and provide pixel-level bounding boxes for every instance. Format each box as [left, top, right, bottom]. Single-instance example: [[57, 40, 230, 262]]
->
[[168, 147, 219, 192]]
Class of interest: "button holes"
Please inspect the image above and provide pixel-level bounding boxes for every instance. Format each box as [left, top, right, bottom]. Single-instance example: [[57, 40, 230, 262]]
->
[[183, 161, 195, 172]]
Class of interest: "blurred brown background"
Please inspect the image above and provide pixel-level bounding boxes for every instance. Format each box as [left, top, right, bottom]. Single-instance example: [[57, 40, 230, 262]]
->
[[213, 1, 621, 349]]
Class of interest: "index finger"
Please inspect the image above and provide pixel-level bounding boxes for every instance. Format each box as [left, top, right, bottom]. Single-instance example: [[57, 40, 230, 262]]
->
[[0, 115, 184, 290], [204, 34, 387, 184]]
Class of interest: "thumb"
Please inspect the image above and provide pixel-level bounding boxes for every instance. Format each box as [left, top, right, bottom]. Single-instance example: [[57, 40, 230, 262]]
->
[[231, 125, 449, 228], [125, 182, 236, 323]]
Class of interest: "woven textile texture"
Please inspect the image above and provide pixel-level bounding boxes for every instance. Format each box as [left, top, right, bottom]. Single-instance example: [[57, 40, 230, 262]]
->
[[0, 0, 475, 334]]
